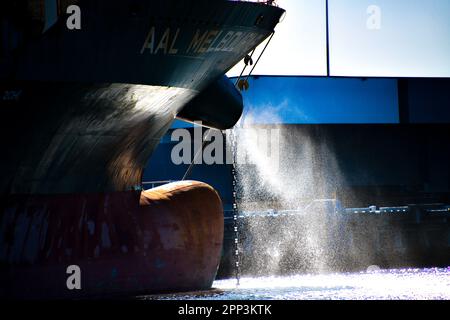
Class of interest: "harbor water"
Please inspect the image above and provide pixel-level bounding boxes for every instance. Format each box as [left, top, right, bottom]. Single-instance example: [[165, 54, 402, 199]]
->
[[143, 268, 450, 300]]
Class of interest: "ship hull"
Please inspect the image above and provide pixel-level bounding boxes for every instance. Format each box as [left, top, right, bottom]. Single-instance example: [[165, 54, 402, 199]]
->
[[0, 0, 284, 298], [0, 0, 284, 195], [0, 82, 196, 195], [0, 181, 224, 299], [3, 0, 282, 88]]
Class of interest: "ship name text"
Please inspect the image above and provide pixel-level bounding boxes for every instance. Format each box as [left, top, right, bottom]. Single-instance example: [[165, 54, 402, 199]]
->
[[140, 27, 264, 55]]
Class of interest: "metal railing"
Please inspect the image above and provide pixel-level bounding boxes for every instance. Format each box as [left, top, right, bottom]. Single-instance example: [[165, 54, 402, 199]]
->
[[234, 0, 279, 6], [141, 180, 174, 189]]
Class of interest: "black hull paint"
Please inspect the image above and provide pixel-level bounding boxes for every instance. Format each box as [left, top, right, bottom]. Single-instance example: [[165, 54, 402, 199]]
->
[[0, 0, 284, 194], [0, 0, 284, 298]]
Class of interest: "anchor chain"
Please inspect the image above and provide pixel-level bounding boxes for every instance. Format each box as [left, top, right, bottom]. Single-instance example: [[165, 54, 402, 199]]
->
[[228, 129, 241, 286]]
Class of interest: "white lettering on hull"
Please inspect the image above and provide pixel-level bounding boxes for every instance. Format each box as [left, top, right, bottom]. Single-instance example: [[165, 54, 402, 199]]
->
[[141, 27, 264, 56]]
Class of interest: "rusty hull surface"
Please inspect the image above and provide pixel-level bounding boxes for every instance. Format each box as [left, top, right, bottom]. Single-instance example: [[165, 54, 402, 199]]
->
[[0, 181, 224, 299]]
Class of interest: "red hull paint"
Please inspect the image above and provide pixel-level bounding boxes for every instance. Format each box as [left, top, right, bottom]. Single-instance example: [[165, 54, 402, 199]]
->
[[0, 181, 224, 299]]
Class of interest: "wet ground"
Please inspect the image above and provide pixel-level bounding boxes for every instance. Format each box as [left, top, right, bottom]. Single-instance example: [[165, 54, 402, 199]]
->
[[139, 268, 450, 300]]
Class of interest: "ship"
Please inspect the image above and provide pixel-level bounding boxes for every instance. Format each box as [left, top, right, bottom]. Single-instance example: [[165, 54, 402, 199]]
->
[[0, 0, 285, 299]]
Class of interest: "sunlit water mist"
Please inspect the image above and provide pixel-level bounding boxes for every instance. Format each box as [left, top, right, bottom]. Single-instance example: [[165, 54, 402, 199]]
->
[[225, 110, 379, 276]]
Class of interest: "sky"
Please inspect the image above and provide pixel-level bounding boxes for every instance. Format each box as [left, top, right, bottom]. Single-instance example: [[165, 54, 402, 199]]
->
[[227, 0, 450, 77]]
